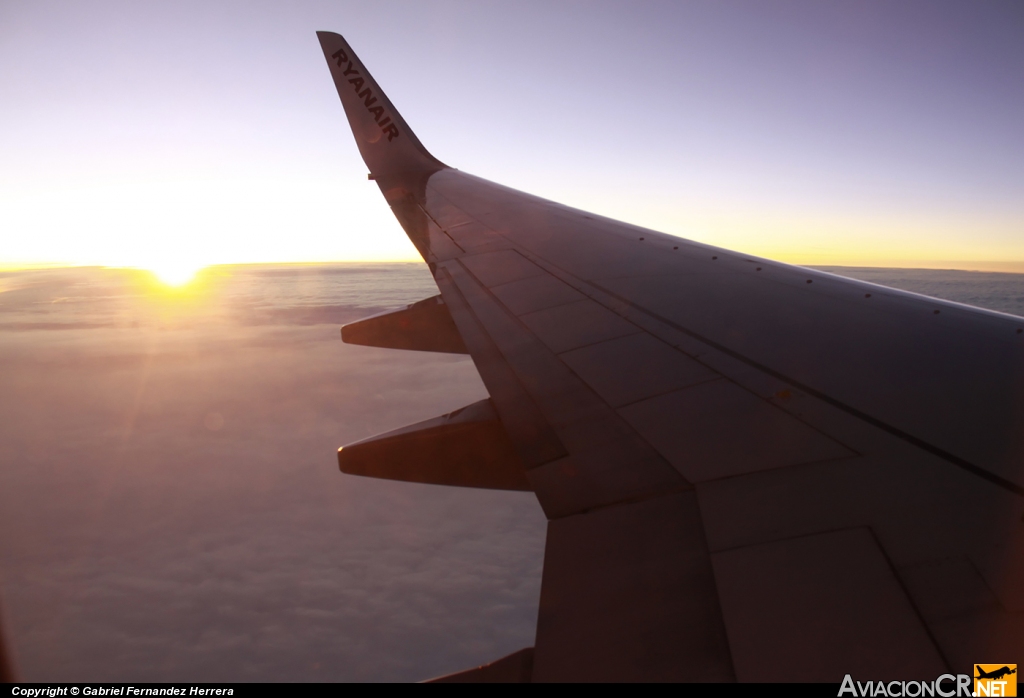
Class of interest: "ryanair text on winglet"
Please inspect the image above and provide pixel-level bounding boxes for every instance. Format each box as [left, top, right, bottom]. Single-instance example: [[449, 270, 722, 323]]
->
[[331, 47, 401, 143]]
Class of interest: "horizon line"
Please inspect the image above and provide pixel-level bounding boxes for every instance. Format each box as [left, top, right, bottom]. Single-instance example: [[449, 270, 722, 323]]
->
[[3, 259, 1024, 275]]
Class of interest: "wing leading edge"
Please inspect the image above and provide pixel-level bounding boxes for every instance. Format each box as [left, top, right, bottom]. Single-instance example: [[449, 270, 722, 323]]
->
[[317, 31, 1024, 682]]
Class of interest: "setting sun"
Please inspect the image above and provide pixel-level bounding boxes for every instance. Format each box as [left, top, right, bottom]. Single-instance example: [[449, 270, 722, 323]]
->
[[150, 262, 204, 286]]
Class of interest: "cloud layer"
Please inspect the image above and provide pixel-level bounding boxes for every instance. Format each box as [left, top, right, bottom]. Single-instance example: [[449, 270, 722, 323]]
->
[[0, 264, 546, 682]]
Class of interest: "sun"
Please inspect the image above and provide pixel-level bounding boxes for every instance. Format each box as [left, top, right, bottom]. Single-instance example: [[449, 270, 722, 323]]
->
[[149, 261, 204, 287]]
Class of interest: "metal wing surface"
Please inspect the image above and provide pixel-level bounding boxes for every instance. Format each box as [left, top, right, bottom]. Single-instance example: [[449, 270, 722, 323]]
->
[[317, 31, 1024, 682]]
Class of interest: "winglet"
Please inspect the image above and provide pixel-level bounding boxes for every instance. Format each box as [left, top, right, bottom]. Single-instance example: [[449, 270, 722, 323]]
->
[[316, 32, 446, 178]]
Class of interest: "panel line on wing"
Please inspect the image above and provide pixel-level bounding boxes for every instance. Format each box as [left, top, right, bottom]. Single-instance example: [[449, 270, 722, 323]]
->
[[444, 257, 689, 517], [711, 526, 949, 680], [544, 483, 695, 519], [494, 246, 866, 457], [407, 203, 466, 255], [583, 277, 1024, 498], [864, 525, 956, 672], [485, 241, 1024, 496], [434, 266, 568, 468]]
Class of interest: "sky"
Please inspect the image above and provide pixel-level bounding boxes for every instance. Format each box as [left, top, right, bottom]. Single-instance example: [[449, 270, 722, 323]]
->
[[1, 0, 1022, 274]]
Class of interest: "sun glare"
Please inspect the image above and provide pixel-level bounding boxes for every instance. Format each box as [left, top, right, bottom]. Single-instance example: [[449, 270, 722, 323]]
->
[[150, 262, 204, 287]]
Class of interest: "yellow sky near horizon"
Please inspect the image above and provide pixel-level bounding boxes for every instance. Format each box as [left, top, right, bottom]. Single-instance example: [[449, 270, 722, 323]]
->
[[3, 175, 1023, 279]]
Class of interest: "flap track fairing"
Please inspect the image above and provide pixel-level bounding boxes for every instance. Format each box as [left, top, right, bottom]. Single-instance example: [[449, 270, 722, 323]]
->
[[338, 399, 532, 491], [341, 295, 468, 354]]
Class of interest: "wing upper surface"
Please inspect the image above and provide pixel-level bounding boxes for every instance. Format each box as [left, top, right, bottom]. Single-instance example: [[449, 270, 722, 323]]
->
[[421, 171, 1024, 679], [318, 32, 1024, 681], [425, 170, 1024, 492]]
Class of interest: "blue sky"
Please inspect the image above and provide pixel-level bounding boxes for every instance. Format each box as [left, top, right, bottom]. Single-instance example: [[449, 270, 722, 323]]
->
[[2, 0, 1022, 271]]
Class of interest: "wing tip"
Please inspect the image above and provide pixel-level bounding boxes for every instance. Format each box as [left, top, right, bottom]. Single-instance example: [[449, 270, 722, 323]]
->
[[316, 30, 446, 177]]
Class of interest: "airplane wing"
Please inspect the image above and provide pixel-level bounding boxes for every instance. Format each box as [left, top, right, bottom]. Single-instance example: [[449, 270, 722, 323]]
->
[[317, 31, 1024, 682]]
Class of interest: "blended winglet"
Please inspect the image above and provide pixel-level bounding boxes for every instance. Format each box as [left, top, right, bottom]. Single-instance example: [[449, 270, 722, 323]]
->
[[316, 31, 446, 177]]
